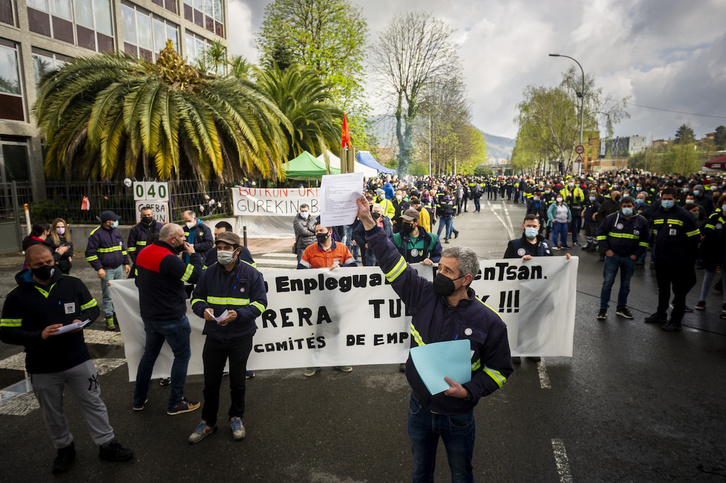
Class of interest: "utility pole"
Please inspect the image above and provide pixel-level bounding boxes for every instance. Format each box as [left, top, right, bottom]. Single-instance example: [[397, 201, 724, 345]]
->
[[428, 115, 432, 176], [549, 54, 585, 175]]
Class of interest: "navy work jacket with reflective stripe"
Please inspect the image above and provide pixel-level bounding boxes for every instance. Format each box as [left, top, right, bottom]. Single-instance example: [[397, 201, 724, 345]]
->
[[135, 241, 202, 321], [597, 212, 650, 258], [190, 260, 267, 341], [366, 225, 513, 415]]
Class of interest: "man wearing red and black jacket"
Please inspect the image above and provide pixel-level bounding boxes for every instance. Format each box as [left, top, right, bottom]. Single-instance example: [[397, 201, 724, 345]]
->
[[187, 232, 267, 444], [1, 245, 132, 473], [356, 196, 512, 483], [133, 223, 203, 416]]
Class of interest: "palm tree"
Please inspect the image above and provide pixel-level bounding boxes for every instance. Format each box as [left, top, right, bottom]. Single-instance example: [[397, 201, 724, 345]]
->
[[254, 63, 343, 161], [34, 41, 290, 182]]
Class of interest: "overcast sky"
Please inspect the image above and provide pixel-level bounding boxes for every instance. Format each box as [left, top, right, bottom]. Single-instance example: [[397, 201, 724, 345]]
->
[[229, 0, 726, 142]]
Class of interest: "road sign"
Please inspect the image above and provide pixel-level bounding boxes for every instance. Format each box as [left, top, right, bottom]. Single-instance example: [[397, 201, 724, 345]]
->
[[133, 181, 169, 202], [575, 145, 585, 155], [134, 200, 169, 223], [575, 154, 583, 163]]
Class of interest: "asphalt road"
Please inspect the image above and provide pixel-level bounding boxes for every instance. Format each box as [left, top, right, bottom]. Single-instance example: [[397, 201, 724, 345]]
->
[[1, 199, 725, 482]]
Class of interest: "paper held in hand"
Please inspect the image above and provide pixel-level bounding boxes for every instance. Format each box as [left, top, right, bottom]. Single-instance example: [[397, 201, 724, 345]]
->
[[56, 319, 91, 335], [410, 340, 472, 395], [320, 172, 364, 227]]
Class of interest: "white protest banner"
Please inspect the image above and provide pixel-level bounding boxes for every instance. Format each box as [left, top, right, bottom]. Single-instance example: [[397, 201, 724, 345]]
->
[[109, 257, 577, 381], [232, 186, 320, 217]]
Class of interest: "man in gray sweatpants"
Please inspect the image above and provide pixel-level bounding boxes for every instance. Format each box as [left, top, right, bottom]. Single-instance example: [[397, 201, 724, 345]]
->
[[0, 244, 133, 474]]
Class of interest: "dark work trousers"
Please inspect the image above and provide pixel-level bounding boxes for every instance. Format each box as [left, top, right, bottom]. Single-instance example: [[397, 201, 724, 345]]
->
[[655, 260, 697, 322], [201, 334, 253, 427]]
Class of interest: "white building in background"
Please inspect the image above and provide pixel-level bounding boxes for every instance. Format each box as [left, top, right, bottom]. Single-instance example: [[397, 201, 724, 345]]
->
[[0, 0, 228, 197], [599, 135, 648, 158]]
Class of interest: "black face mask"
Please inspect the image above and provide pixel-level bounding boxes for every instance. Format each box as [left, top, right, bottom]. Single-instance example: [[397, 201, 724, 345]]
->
[[316, 232, 329, 244], [372, 212, 381, 220], [173, 239, 185, 254], [402, 223, 415, 234], [433, 273, 465, 296], [141, 216, 154, 225], [31, 264, 55, 281]]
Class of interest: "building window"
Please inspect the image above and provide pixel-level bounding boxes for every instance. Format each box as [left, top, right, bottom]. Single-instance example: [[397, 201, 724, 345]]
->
[[150, 0, 176, 14], [0, 40, 24, 122], [32, 48, 70, 87], [183, 0, 223, 38], [25, 0, 114, 52], [123, 2, 179, 61], [0, 0, 15, 26], [0, 137, 30, 183]]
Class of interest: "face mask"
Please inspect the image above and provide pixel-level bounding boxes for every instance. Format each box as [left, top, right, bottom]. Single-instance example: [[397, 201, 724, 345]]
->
[[524, 227, 538, 239], [661, 200, 674, 209], [111, 220, 119, 229], [316, 232, 329, 244], [683, 188, 689, 193], [433, 273, 465, 296], [56, 227, 66, 235], [545, 190, 551, 194], [372, 212, 381, 220], [396, 195, 403, 201], [568, 183, 574, 188], [636, 187, 642, 192], [589, 196, 596, 202], [141, 217, 154, 225], [621, 207, 633, 216], [300, 211, 310, 219], [693, 191, 700, 196], [217, 249, 236, 265], [636, 199, 645, 206], [623, 193, 630, 199], [31, 264, 55, 281], [402, 223, 415, 234], [173, 239, 185, 254], [186, 221, 196, 229], [556, 197, 563, 203], [533, 197, 540, 201]]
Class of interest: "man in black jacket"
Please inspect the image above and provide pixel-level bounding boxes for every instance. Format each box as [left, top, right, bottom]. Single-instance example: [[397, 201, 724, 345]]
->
[[0, 245, 133, 474], [133, 223, 204, 415]]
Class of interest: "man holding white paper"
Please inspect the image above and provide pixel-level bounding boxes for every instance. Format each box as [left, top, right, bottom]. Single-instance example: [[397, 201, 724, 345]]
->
[[357, 196, 513, 483], [188, 232, 267, 444], [0, 244, 133, 474]]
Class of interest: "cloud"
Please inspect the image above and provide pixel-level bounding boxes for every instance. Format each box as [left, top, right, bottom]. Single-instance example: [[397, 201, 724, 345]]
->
[[231, 0, 726, 141], [228, 1, 258, 61]]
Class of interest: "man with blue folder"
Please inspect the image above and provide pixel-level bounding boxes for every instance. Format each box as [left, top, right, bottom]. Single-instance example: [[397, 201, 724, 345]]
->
[[357, 196, 513, 483]]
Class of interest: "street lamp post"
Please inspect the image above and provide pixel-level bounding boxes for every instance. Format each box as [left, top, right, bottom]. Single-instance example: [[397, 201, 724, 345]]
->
[[549, 53, 584, 174]]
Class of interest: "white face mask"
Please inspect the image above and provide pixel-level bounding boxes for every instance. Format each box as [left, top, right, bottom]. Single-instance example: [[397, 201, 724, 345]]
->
[[186, 221, 196, 229], [556, 197, 563, 203], [300, 211, 310, 219], [217, 249, 237, 265], [396, 195, 403, 201]]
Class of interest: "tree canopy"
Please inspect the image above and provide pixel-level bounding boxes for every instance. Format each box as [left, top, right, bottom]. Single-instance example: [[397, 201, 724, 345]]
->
[[34, 42, 290, 182], [257, 0, 369, 145]]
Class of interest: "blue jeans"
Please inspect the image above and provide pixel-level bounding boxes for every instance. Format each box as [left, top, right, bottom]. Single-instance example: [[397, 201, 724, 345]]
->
[[473, 198, 480, 212], [134, 316, 192, 411], [408, 394, 475, 483], [600, 254, 636, 310], [100, 265, 123, 318], [437, 216, 453, 239], [551, 222, 568, 247]]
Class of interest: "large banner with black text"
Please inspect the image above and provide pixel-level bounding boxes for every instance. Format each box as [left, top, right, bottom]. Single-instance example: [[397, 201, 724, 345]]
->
[[109, 257, 577, 381]]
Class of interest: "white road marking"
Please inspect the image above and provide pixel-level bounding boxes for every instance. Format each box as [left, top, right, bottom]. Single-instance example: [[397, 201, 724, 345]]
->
[[537, 359, 551, 389], [551, 438, 573, 483], [259, 252, 297, 259], [501, 200, 516, 234], [0, 358, 127, 416], [486, 200, 515, 240]]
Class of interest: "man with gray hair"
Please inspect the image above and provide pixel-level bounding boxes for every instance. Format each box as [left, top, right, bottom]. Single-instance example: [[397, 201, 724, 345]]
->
[[356, 196, 513, 482]]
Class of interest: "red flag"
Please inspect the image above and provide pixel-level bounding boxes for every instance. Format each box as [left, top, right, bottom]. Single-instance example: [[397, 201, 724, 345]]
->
[[341, 114, 351, 148], [81, 196, 90, 210]]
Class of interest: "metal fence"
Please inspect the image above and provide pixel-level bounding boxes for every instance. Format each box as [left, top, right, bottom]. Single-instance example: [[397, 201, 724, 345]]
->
[[30, 180, 235, 225]]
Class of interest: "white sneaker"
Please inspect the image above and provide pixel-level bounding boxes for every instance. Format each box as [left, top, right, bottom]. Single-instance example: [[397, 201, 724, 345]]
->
[[230, 417, 246, 441], [188, 421, 216, 444]]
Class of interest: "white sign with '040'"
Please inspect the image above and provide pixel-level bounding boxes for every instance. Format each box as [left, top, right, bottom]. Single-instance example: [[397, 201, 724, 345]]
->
[[133, 181, 169, 201]]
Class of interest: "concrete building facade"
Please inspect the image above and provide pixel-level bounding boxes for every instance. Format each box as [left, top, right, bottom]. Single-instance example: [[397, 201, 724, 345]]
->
[[599, 135, 647, 159], [0, 0, 228, 198]]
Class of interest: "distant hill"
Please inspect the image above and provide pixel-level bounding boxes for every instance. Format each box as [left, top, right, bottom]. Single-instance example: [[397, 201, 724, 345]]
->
[[480, 131, 515, 164], [368, 116, 515, 164]]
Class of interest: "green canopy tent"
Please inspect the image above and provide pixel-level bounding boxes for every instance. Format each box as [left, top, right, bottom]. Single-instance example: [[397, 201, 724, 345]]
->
[[283, 151, 340, 180]]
